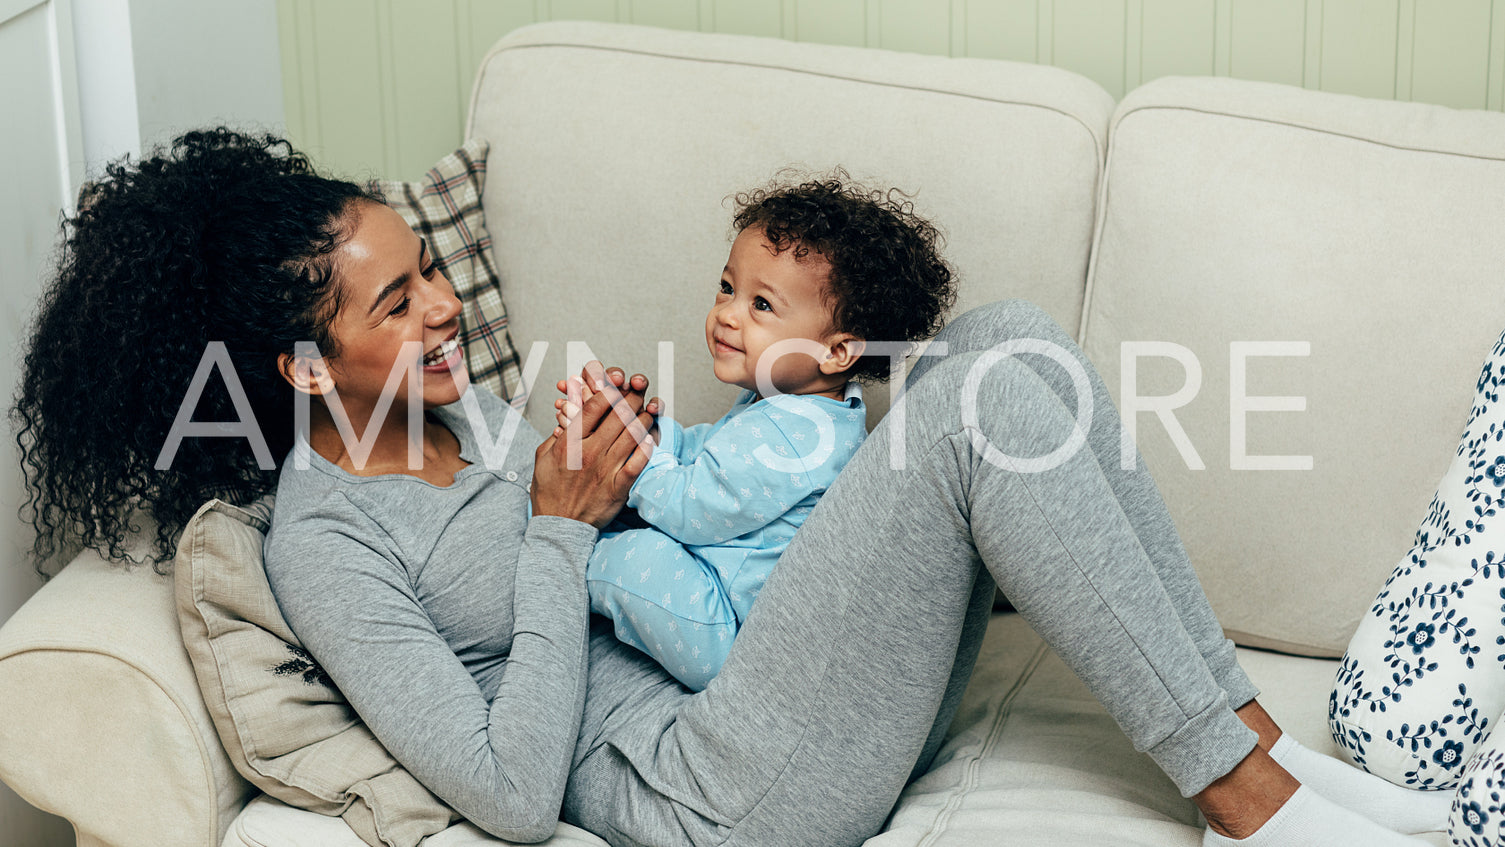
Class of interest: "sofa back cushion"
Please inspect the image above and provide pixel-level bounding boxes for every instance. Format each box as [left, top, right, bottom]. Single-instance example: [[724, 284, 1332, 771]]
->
[[466, 21, 1114, 433], [1082, 76, 1505, 656]]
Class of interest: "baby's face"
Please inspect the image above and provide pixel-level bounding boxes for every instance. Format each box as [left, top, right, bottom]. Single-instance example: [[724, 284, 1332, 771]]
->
[[705, 226, 843, 397]]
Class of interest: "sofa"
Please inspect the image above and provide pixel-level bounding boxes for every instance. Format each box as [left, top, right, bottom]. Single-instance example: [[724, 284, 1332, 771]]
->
[[4, 20, 1505, 847]]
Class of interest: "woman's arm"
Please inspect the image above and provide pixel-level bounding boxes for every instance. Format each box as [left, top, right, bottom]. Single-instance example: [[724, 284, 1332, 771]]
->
[[267, 381, 655, 841], [533, 366, 657, 527], [268, 505, 594, 842]]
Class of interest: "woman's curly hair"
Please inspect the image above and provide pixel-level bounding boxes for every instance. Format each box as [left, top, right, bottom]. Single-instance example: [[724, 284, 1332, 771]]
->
[[12, 128, 381, 572], [732, 168, 956, 383]]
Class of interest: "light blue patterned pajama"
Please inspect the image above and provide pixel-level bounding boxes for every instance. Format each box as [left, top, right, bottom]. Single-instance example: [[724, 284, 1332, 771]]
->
[[586, 383, 867, 690]]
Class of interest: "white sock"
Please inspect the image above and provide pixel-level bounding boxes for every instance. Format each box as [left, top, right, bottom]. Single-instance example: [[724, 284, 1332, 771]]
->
[[1202, 785, 1433, 847], [1270, 733, 1453, 834]]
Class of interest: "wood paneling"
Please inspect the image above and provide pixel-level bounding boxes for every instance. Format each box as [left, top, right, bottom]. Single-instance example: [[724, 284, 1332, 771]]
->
[[1318, 0, 1399, 100], [1410, 0, 1492, 108], [713, 0, 781, 37], [877, 0, 951, 54], [962, 0, 1036, 61], [278, 0, 1505, 178], [793, 0, 865, 46], [1051, 0, 1127, 97], [1228, 0, 1306, 87]]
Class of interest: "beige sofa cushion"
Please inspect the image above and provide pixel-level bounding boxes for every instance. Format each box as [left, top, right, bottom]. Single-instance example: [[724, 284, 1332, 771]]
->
[[225, 796, 609, 847], [210, 607, 1447, 847], [1083, 76, 1505, 656], [174, 499, 459, 847], [221, 612, 1445, 847], [466, 22, 1115, 434], [878, 614, 1448, 846]]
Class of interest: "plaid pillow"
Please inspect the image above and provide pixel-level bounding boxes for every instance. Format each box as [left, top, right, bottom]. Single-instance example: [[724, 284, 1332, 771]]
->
[[371, 141, 524, 407]]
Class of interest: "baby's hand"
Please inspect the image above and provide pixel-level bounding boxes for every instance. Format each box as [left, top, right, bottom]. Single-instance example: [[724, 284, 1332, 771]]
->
[[554, 362, 605, 429], [554, 376, 597, 429], [554, 361, 659, 434]]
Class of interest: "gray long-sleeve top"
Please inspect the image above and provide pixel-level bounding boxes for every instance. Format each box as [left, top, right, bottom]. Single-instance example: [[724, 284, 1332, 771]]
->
[[263, 389, 595, 841]]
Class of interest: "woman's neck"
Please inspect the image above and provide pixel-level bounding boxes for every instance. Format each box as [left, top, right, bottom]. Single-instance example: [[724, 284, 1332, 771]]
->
[[305, 401, 465, 482]]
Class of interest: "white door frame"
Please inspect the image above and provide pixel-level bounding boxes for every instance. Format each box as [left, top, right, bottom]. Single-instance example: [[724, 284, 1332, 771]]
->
[[2, 0, 82, 209]]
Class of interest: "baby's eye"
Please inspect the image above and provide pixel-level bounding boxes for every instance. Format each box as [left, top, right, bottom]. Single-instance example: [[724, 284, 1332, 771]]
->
[[719, 280, 732, 295], [753, 297, 772, 312], [389, 297, 411, 317]]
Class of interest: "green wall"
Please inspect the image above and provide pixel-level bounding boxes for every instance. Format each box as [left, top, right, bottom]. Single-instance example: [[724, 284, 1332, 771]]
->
[[278, 0, 1505, 180]]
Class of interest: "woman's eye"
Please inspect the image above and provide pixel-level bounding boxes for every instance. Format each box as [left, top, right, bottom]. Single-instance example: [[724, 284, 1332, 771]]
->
[[389, 297, 411, 317], [753, 297, 772, 312], [719, 280, 732, 295], [421, 262, 438, 280]]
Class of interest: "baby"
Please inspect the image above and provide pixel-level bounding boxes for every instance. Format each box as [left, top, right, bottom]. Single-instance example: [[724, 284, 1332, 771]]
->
[[559, 172, 955, 690]]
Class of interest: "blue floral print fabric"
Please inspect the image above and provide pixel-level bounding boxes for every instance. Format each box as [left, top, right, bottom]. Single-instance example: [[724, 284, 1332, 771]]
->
[[1452, 744, 1505, 845], [1330, 329, 1505, 829]]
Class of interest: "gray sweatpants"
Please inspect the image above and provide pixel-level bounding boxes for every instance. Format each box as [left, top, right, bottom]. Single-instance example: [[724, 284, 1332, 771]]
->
[[563, 300, 1260, 847]]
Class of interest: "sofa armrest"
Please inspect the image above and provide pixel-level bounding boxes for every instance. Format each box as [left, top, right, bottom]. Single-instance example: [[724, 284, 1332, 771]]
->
[[0, 549, 255, 847]]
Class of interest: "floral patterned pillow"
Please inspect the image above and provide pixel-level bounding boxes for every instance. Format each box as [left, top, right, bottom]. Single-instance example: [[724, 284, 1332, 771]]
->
[[1452, 734, 1505, 846], [1330, 328, 1505, 793]]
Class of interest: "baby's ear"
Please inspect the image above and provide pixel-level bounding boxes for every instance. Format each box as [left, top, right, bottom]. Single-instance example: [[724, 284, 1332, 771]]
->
[[819, 335, 866, 376], [278, 349, 336, 396]]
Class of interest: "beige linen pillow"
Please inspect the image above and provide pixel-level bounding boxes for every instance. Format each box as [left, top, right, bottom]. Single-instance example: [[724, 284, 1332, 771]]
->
[[174, 498, 458, 847]]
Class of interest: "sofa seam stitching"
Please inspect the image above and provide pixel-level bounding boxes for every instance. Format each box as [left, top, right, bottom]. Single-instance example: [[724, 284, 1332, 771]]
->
[[1113, 103, 1505, 162], [916, 636, 1049, 847]]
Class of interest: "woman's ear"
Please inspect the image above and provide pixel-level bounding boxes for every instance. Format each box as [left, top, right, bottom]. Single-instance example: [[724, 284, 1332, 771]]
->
[[819, 335, 866, 376], [278, 350, 335, 396]]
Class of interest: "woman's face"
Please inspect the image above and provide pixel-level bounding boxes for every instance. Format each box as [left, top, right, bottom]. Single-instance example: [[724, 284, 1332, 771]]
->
[[320, 201, 467, 415]]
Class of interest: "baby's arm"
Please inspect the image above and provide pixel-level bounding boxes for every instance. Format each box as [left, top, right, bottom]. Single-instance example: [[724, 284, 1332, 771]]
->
[[628, 405, 829, 546]]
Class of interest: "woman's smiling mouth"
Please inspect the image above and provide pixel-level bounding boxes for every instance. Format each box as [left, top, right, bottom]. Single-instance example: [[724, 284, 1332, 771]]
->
[[422, 335, 463, 371]]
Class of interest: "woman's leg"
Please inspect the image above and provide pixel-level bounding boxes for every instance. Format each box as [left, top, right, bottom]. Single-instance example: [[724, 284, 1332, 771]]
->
[[910, 303, 1447, 835], [564, 301, 1418, 847], [906, 300, 1258, 711], [567, 301, 1249, 844]]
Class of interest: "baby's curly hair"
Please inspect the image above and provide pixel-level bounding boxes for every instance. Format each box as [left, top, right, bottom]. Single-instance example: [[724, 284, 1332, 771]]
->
[[13, 128, 381, 571], [732, 169, 956, 383]]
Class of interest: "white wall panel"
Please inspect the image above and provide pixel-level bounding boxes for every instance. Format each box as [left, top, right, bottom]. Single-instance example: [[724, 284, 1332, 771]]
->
[[0, 1, 82, 839]]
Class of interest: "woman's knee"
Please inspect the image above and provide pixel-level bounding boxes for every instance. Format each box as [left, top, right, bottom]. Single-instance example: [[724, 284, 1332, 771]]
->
[[899, 347, 1087, 465], [933, 299, 1070, 352]]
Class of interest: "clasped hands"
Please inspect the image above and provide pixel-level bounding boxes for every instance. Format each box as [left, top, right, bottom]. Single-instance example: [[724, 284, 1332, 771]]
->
[[530, 360, 661, 529]]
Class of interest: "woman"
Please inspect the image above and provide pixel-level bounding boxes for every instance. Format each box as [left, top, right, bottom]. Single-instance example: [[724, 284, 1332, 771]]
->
[[14, 129, 1441, 847]]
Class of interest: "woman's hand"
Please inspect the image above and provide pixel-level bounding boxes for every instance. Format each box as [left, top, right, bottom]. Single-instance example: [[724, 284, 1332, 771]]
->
[[532, 361, 659, 528]]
